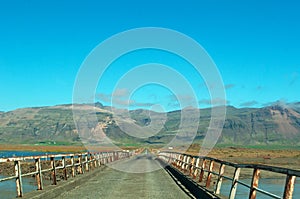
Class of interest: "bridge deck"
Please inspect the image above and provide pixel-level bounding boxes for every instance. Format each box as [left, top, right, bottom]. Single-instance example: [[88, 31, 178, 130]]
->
[[25, 153, 206, 199], [59, 154, 192, 199]]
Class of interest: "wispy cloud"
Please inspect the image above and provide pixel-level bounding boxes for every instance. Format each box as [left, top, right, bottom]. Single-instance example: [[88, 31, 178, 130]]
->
[[240, 100, 259, 107], [168, 94, 198, 107], [112, 88, 129, 97], [95, 93, 111, 103], [198, 98, 229, 106], [168, 94, 193, 101], [167, 101, 180, 108], [132, 102, 155, 107], [96, 89, 154, 108], [225, 84, 235, 89], [200, 82, 234, 90], [256, 85, 262, 90], [289, 72, 299, 86], [96, 88, 130, 105], [113, 98, 135, 106]]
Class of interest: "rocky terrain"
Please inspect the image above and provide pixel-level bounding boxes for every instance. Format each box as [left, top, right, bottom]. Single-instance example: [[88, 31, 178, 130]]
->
[[0, 102, 300, 146]]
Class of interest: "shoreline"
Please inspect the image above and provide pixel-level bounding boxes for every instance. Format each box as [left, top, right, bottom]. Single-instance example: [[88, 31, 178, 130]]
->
[[0, 144, 137, 153], [0, 144, 86, 153]]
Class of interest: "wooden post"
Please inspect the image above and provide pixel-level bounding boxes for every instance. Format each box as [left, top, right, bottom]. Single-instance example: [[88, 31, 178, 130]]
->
[[174, 154, 177, 166], [71, 156, 75, 177], [229, 167, 240, 199], [110, 152, 113, 162], [249, 168, 260, 199], [107, 153, 110, 163], [78, 155, 84, 174], [205, 160, 214, 188], [94, 154, 97, 168], [171, 153, 175, 164], [103, 153, 107, 164], [193, 158, 200, 179], [14, 160, 23, 197], [35, 158, 43, 190], [189, 157, 195, 176], [171, 154, 175, 166], [97, 154, 101, 167], [89, 154, 93, 169], [85, 154, 89, 172], [283, 175, 296, 199], [114, 152, 117, 161], [199, 159, 206, 182], [62, 156, 67, 180], [185, 156, 191, 172], [100, 153, 104, 165], [50, 157, 57, 185], [181, 155, 187, 170], [215, 164, 225, 194], [167, 153, 171, 164], [176, 154, 180, 167]]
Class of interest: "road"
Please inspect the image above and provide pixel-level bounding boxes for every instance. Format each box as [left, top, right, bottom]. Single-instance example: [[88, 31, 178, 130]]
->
[[57, 153, 191, 199]]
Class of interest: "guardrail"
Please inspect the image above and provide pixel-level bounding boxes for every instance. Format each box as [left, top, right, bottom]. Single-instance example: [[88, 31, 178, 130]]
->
[[158, 151, 300, 199], [0, 150, 132, 197]]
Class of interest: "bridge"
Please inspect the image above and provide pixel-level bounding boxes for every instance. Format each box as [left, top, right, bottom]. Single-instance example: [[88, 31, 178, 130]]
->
[[0, 149, 299, 199]]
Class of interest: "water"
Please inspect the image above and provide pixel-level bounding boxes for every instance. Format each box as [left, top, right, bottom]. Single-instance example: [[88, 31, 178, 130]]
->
[[220, 178, 300, 198], [2, 176, 298, 199], [0, 150, 63, 158], [0, 175, 37, 199], [0, 150, 64, 198]]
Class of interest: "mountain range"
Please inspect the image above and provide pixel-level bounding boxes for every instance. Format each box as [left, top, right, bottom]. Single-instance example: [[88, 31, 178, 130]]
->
[[0, 102, 300, 147]]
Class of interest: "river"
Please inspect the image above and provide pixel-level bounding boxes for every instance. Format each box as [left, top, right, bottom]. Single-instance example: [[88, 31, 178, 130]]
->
[[0, 150, 64, 158], [0, 150, 64, 198], [0, 175, 37, 199], [221, 177, 300, 198]]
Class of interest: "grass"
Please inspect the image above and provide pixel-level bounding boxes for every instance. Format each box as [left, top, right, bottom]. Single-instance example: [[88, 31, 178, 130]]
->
[[0, 144, 86, 153], [0, 143, 139, 153], [184, 143, 300, 170], [215, 143, 300, 150]]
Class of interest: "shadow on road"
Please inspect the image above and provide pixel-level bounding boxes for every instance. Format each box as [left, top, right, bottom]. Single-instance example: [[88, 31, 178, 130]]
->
[[156, 158, 220, 199]]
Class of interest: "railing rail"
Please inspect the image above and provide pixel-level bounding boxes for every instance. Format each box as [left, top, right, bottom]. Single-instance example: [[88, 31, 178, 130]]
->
[[158, 151, 299, 199], [0, 150, 132, 197]]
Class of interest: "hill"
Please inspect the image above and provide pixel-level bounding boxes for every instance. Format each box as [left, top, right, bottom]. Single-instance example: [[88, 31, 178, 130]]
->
[[0, 102, 300, 147]]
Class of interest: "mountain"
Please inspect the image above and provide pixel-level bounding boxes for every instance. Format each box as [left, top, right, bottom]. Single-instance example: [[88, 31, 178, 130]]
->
[[0, 102, 300, 146], [220, 105, 300, 145]]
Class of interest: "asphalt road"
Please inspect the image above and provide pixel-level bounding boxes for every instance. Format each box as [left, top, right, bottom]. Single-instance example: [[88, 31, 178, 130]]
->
[[57, 153, 191, 199]]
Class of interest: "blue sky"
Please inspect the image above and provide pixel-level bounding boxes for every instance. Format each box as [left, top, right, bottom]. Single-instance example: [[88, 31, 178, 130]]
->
[[0, 0, 299, 111]]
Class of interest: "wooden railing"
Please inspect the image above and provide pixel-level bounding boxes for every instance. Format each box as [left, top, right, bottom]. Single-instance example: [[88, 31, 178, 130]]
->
[[0, 150, 132, 197], [158, 151, 300, 199]]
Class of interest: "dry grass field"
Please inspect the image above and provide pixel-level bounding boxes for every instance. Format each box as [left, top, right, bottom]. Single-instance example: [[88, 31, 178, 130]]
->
[[1, 143, 300, 171], [186, 144, 300, 170]]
